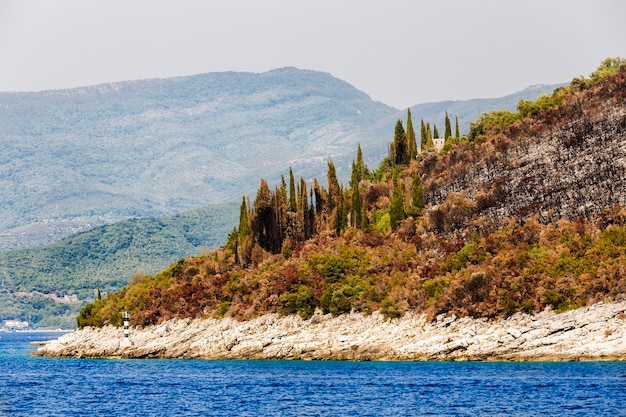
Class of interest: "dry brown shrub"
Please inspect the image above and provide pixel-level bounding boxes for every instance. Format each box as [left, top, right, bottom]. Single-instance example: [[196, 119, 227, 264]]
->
[[365, 183, 390, 206], [360, 230, 385, 247]]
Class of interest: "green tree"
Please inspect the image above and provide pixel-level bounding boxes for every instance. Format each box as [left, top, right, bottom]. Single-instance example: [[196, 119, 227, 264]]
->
[[251, 179, 280, 253], [333, 187, 348, 235], [392, 119, 408, 165], [409, 172, 424, 217], [389, 172, 406, 230], [327, 159, 341, 211], [349, 154, 364, 229], [433, 124, 440, 139], [406, 109, 417, 160], [420, 119, 435, 151], [589, 57, 626, 82], [355, 144, 366, 181], [455, 115, 460, 138], [444, 111, 452, 139], [238, 196, 251, 239], [288, 167, 297, 213]]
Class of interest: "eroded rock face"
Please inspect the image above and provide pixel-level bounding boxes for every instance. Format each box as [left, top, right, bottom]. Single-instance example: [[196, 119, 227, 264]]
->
[[35, 301, 626, 361], [423, 73, 626, 227]]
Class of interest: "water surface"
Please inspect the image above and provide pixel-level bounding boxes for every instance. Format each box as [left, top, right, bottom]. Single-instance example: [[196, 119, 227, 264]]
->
[[1, 332, 625, 416]]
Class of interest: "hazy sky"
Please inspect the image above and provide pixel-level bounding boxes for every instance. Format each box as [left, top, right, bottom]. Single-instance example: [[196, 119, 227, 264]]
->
[[1, 0, 625, 109]]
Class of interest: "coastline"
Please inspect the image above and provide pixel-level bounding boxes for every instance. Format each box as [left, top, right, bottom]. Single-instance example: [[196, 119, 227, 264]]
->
[[34, 301, 626, 361]]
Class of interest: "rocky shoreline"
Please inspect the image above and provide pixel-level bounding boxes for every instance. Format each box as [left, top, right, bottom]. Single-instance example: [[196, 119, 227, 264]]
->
[[34, 301, 626, 361]]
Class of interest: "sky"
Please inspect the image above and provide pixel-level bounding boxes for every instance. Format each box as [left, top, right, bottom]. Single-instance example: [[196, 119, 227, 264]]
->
[[0, 0, 625, 109]]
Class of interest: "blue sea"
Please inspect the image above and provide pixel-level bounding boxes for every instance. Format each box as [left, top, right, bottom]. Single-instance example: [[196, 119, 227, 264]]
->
[[1, 332, 626, 416]]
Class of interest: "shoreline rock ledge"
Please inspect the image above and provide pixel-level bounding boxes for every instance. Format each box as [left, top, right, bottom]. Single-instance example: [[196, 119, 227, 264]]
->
[[35, 301, 626, 361]]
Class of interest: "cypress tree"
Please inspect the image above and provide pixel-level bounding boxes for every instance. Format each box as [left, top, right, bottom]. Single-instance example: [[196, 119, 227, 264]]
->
[[307, 187, 316, 238], [327, 159, 341, 211], [355, 144, 366, 181], [276, 182, 289, 243], [433, 124, 440, 139], [360, 202, 369, 230], [421, 119, 434, 151], [389, 172, 406, 230], [251, 179, 279, 253], [288, 167, 297, 212], [351, 186, 362, 228], [333, 186, 348, 235], [239, 196, 251, 239], [392, 119, 407, 165], [313, 178, 324, 214], [407, 109, 417, 160], [411, 172, 424, 216], [455, 115, 460, 138], [444, 111, 452, 139]]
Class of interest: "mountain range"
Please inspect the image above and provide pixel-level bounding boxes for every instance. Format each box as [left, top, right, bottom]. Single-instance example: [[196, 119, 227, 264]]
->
[[0, 68, 560, 252]]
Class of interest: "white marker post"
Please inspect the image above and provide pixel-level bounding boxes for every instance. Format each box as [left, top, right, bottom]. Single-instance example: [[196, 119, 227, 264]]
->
[[121, 311, 133, 346]]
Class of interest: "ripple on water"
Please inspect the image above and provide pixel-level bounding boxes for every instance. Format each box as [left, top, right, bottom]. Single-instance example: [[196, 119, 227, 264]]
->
[[1, 334, 626, 416]]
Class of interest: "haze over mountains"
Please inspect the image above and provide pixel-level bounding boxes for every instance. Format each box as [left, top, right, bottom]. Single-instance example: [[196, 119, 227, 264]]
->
[[0, 68, 560, 252]]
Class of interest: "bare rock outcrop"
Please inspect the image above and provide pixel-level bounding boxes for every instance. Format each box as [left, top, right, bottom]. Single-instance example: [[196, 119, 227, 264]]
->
[[35, 301, 626, 361], [423, 72, 626, 227]]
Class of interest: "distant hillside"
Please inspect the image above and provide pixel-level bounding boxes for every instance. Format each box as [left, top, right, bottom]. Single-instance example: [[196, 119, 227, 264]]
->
[[0, 68, 395, 251], [0, 68, 559, 251], [0, 202, 237, 328]]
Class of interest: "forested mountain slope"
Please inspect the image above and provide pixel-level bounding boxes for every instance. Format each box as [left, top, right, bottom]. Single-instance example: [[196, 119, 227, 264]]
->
[[0, 203, 237, 328], [0, 68, 558, 251]]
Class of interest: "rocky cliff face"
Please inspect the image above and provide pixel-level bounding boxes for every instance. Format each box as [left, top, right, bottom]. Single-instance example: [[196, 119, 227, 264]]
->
[[35, 301, 626, 361], [423, 69, 626, 228]]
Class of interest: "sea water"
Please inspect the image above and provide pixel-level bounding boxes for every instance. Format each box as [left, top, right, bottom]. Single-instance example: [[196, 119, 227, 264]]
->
[[1, 332, 626, 416]]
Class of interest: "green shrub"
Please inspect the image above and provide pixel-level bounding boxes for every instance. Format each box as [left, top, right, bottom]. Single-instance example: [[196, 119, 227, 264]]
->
[[279, 285, 315, 318], [380, 297, 401, 318], [76, 302, 104, 329], [217, 301, 231, 318], [320, 283, 364, 315], [320, 257, 346, 283], [468, 110, 520, 142], [423, 278, 448, 301]]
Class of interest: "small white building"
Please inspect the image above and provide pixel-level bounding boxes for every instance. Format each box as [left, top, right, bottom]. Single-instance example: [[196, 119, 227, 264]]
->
[[433, 138, 445, 152], [4, 320, 29, 330]]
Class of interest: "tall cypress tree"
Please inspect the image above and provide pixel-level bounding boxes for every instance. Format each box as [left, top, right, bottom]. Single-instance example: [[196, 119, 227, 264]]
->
[[444, 111, 452, 139], [327, 159, 341, 211], [288, 167, 297, 213], [355, 144, 366, 180], [251, 179, 277, 253], [389, 172, 405, 230], [455, 115, 460, 138], [411, 172, 424, 216], [351, 185, 362, 228], [421, 118, 434, 151], [406, 109, 417, 160], [433, 124, 440, 139], [349, 159, 362, 228], [392, 119, 407, 165]]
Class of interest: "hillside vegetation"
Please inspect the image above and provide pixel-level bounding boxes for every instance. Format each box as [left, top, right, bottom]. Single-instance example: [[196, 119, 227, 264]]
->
[[77, 59, 626, 328], [0, 68, 559, 252], [0, 203, 237, 328]]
